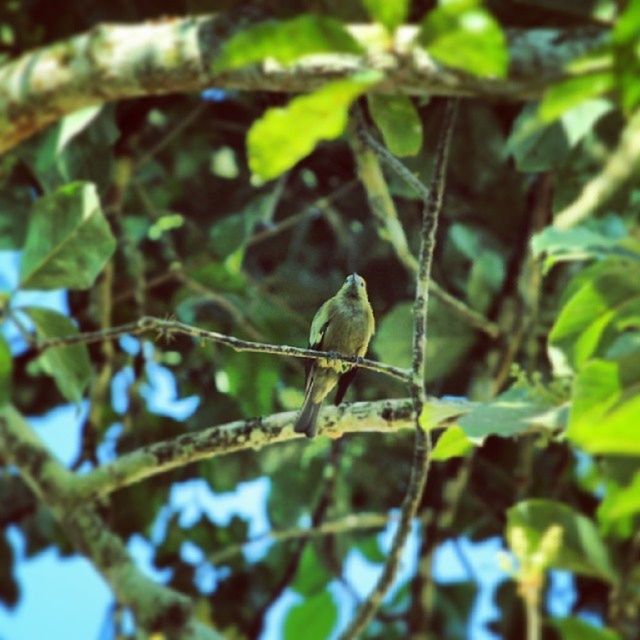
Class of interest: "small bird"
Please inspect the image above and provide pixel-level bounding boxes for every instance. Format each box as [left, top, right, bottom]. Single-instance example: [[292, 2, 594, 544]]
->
[[294, 273, 375, 438]]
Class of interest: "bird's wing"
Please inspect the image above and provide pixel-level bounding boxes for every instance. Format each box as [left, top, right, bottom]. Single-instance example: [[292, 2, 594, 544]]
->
[[304, 299, 334, 392]]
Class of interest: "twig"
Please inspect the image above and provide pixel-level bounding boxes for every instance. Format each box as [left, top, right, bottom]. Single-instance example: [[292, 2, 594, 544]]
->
[[36, 315, 411, 382], [554, 109, 640, 230], [339, 98, 459, 639]]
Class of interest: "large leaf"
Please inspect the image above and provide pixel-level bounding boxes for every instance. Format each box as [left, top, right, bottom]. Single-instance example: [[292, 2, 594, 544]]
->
[[418, 0, 508, 78], [283, 591, 338, 640], [23, 307, 92, 403], [507, 499, 617, 583], [568, 353, 640, 455], [367, 94, 423, 157], [458, 387, 559, 440], [361, 0, 409, 32], [549, 261, 640, 369], [597, 470, 640, 532], [214, 15, 363, 71], [20, 182, 116, 290], [247, 74, 380, 180]]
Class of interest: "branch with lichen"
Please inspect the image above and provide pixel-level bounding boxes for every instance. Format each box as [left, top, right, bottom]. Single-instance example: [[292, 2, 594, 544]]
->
[[36, 315, 410, 382], [340, 98, 459, 639], [0, 407, 222, 640], [72, 397, 468, 501], [0, 14, 605, 154]]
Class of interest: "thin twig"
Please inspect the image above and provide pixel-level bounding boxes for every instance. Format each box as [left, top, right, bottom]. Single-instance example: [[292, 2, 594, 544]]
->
[[37, 316, 411, 382], [340, 98, 459, 639]]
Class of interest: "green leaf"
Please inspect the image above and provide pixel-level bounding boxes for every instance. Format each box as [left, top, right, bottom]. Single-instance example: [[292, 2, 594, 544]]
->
[[418, 0, 508, 78], [35, 106, 102, 173], [361, 0, 409, 32], [598, 470, 640, 528], [507, 499, 617, 583], [247, 74, 380, 180], [367, 95, 423, 157], [549, 261, 640, 368], [0, 336, 11, 406], [0, 190, 31, 249], [357, 535, 386, 563], [552, 617, 621, 640], [531, 225, 640, 271], [292, 546, 331, 596], [214, 15, 363, 72], [373, 300, 475, 383], [224, 352, 280, 416], [539, 73, 615, 122], [458, 387, 556, 440], [283, 591, 338, 640], [431, 425, 474, 460], [23, 307, 92, 403], [568, 353, 640, 455], [20, 182, 116, 290]]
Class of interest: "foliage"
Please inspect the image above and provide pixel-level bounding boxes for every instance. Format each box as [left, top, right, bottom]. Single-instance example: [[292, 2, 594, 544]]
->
[[1, 0, 640, 639]]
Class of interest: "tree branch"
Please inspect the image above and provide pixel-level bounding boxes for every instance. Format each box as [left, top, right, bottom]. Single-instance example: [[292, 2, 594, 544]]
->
[[36, 315, 411, 382], [0, 407, 221, 640], [340, 99, 459, 638], [73, 397, 469, 501], [553, 109, 640, 230], [0, 16, 605, 154]]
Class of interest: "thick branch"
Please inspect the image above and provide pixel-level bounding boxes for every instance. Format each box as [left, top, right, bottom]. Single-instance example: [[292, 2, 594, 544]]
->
[[0, 16, 605, 153], [73, 397, 469, 501], [0, 407, 220, 640]]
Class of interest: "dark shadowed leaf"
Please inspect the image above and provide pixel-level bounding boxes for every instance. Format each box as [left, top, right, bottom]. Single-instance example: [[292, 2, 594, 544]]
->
[[22, 307, 92, 403], [20, 182, 115, 290]]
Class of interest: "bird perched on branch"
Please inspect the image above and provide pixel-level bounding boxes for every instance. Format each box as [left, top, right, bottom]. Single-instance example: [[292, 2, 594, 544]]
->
[[294, 273, 375, 438]]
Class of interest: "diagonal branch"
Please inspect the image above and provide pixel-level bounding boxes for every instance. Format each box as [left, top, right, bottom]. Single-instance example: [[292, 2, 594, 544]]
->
[[72, 397, 469, 501], [340, 98, 459, 639], [0, 16, 605, 154], [0, 407, 221, 640], [36, 315, 411, 382]]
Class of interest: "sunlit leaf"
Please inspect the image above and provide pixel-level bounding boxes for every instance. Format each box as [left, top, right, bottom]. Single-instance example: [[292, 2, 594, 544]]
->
[[291, 546, 331, 596], [214, 15, 363, 71], [20, 182, 116, 290], [361, 0, 409, 32], [568, 353, 640, 455], [367, 94, 423, 156], [431, 425, 474, 460], [419, 0, 508, 78], [0, 337, 11, 406], [247, 74, 380, 179], [539, 74, 614, 122], [552, 617, 621, 640]]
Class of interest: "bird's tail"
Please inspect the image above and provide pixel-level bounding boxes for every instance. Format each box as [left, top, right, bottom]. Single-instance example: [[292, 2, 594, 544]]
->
[[294, 397, 322, 438]]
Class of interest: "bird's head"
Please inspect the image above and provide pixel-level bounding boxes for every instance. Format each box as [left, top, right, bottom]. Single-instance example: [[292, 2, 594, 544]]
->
[[340, 273, 368, 300]]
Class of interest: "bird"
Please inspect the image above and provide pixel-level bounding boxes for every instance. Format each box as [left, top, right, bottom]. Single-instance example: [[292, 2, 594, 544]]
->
[[294, 273, 375, 438]]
